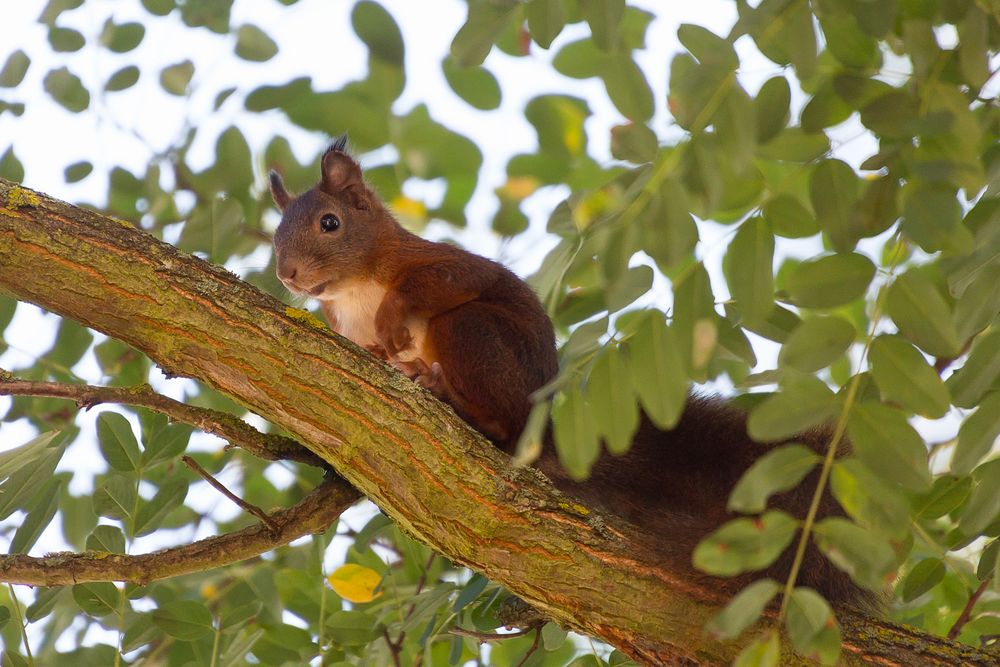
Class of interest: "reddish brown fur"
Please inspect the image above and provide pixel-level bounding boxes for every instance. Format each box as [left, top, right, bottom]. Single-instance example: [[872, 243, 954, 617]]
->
[[270, 140, 876, 610], [271, 142, 557, 445]]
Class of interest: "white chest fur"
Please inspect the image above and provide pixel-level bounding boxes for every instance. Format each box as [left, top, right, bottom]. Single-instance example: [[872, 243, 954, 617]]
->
[[318, 279, 427, 362]]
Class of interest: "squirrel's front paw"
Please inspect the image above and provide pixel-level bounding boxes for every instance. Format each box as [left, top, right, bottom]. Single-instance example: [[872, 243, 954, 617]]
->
[[380, 326, 412, 357], [365, 343, 389, 360]]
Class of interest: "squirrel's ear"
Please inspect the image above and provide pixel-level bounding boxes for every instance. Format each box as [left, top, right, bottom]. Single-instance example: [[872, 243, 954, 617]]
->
[[269, 170, 291, 211], [320, 145, 363, 197]]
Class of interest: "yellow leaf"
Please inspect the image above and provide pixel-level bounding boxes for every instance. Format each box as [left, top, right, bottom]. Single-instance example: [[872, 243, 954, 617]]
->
[[327, 564, 383, 603], [390, 195, 427, 221]]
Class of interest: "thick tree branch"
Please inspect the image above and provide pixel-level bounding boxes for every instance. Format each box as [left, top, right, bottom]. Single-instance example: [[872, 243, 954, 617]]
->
[[0, 476, 360, 586], [0, 375, 325, 467], [0, 179, 994, 665]]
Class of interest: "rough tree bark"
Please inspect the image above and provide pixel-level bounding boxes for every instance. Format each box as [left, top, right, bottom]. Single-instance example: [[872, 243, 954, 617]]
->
[[0, 179, 993, 665]]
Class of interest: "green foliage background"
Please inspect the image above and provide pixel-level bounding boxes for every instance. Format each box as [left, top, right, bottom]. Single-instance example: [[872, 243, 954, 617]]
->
[[1, 0, 1000, 665]]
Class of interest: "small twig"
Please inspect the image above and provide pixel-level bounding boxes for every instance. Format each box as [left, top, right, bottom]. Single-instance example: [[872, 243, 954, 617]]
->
[[1, 476, 360, 587], [948, 577, 992, 640], [382, 627, 402, 667], [449, 622, 543, 643], [0, 375, 325, 467], [181, 456, 279, 534], [514, 627, 542, 667]]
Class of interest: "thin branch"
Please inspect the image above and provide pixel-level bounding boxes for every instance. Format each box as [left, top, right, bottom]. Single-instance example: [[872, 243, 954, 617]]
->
[[514, 627, 542, 667], [0, 477, 361, 587], [382, 627, 403, 667], [0, 375, 325, 467], [181, 455, 279, 534], [449, 623, 543, 643], [948, 577, 992, 640]]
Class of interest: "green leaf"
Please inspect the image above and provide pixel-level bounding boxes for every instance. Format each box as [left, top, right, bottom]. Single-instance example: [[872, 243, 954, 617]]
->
[[693, 511, 798, 576], [813, 518, 896, 591], [628, 313, 688, 430], [954, 392, 1000, 475], [899, 558, 945, 602], [581, 0, 625, 51], [92, 472, 138, 523], [525, 0, 564, 49], [779, 316, 855, 373], [762, 194, 818, 239], [724, 217, 774, 326], [353, 1, 404, 64], [602, 54, 653, 121], [586, 345, 639, 455], [678, 23, 738, 72], [747, 375, 837, 442], [0, 50, 30, 88], [160, 60, 194, 96], [325, 610, 383, 646], [552, 386, 600, 480], [958, 460, 1000, 538], [830, 459, 910, 537], [757, 128, 829, 162], [733, 631, 780, 667], [64, 160, 93, 182], [640, 178, 698, 271], [754, 76, 790, 143], [0, 146, 24, 182], [141, 0, 174, 16], [819, 12, 879, 69], [100, 19, 145, 53], [134, 479, 189, 536], [97, 412, 143, 472], [47, 26, 85, 52], [785, 588, 840, 665], [72, 582, 119, 617], [786, 253, 875, 309], [610, 122, 657, 163], [153, 600, 214, 640], [728, 444, 820, 514], [122, 612, 161, 653], [451, 1, 519, 67], [86, 525, 126, 554], [442, 57, 501, 110], [954, 265, 1000, 344], [847, 403, 931, 491], [10, 477, 64, 554], [886, 270, 961, 358], [452, 573, 489, 613], [809, 159, 859, 252], [869, 335, 950, 419], [901, 184, 971, 254], [706, 579, 780, 640], [142, 423, 193, 467], [234, 24, 277, 62], [43, 67, 90, 112], [0, 431, 62, 480], [947, 329, 1000, 408], [541, 622, 567, 651], [912, 475, 971, 521]]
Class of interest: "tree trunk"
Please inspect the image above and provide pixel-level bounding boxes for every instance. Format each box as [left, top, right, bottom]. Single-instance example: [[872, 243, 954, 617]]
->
[[0, 179, 992, 665]]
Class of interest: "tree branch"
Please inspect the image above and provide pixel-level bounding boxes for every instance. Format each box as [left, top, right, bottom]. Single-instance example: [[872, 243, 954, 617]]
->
[[0, 375, 325, 467], [0, 476, 360, 586], [0, 179, 995, 665]]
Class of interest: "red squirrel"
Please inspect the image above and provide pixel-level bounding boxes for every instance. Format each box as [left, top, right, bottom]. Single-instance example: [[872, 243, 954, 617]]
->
[[269, 138, 875, 609]]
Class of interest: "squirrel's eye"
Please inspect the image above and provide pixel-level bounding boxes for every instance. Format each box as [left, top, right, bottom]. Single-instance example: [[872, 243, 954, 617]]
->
[[319, 213, 341, 232]]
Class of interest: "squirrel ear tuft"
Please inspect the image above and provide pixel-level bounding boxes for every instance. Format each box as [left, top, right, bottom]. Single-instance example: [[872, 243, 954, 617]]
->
[[330, 133, 349, 153], [269, 170, 291, 211], [320, 147, 363, 196]]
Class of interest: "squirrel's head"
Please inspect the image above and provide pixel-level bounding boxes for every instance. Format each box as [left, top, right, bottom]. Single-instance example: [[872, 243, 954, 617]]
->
[[270, 136, 394, 298]]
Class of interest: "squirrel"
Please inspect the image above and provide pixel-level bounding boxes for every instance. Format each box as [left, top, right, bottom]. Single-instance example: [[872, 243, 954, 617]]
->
[[269, 138, 876, 609]]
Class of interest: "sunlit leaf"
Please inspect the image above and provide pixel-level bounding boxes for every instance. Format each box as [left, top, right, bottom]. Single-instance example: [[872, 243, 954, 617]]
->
[[694, 511, 798, 576], [327, 564, 383, 603]]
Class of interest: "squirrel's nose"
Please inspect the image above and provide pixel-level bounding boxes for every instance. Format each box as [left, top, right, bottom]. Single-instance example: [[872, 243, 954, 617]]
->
[[276, 258, 298, 283]]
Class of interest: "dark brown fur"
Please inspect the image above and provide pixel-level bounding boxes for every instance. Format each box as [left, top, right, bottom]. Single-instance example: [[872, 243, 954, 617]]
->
[[270, 140, 875, 609]]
